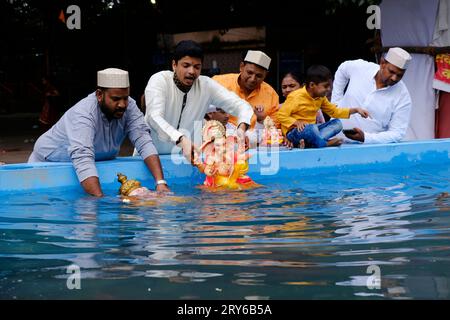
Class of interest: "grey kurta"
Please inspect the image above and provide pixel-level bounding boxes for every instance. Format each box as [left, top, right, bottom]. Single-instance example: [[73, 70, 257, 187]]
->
[[28, 92, 157, 182]]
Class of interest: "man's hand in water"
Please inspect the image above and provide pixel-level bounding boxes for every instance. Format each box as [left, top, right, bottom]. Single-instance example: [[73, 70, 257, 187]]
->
[[156, 183, 171, 193]]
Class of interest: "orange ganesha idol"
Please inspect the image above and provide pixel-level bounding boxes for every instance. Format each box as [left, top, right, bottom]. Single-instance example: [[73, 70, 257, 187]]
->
[[193, 120, 260, 190], [262, 116, 284, 146]]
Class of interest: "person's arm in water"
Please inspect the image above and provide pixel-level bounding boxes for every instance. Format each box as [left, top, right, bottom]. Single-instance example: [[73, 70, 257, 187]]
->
[[79, 156, 169, 197], [66, 109, 103, 197], [81, 176, 103, 197]]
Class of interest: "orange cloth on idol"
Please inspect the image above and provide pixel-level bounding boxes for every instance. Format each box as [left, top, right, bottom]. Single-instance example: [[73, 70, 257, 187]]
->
[[213, 73, 280, 129]]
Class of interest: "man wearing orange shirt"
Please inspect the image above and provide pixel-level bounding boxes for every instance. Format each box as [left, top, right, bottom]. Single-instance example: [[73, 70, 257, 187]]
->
[[213, 50, 279, 132]]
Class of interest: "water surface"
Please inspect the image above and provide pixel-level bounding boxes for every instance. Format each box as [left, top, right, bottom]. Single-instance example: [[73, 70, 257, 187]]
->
[[1, 164, 450, 299]]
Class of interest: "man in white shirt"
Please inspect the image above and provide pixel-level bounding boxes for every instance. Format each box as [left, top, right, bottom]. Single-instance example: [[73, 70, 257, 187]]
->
[[331, 47, 413, 144], [138, 40, 254, 162]]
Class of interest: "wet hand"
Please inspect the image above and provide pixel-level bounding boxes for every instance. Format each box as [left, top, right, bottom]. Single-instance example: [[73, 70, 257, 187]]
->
[[156, 183, 171, 193]]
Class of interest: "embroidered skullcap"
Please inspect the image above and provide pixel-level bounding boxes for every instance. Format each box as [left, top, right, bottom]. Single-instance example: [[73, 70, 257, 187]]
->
[[385, 48, 412, 70], [97, 68, 130, 88], [244, 50, 271, 70]]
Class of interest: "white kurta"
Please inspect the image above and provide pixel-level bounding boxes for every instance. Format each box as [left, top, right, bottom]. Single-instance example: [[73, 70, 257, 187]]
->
[[139, 71, 254, 154], [331, 59, 412, 144]]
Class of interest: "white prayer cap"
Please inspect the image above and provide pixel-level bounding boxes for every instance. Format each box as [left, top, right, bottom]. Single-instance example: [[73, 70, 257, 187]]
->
[[206, 104, 219, 113], [244, 50, 271, 70], [385, 47, 412, 70], [97, 68, 130, 88]]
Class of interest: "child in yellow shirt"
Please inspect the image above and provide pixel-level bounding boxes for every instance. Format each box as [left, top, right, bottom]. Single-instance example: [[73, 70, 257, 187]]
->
[[277, 65, 369, 148]]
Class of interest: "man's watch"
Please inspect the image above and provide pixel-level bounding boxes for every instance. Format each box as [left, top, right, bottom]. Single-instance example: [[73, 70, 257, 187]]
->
[[156, 179, 168, 186]]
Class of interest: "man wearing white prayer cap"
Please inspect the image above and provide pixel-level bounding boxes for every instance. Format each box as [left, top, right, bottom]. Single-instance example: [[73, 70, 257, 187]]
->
[[384, 47, 412, 70], [29, 68, 170, 197], [331, 47, 413, 144], [213, 49, 280, 133]]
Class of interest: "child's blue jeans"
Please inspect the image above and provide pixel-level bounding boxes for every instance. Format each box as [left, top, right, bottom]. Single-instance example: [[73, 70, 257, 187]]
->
[[286, 119, 343, 148]]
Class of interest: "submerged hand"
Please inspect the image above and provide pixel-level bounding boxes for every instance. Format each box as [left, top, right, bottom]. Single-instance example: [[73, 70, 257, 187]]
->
[[156, 183, 171, 193]]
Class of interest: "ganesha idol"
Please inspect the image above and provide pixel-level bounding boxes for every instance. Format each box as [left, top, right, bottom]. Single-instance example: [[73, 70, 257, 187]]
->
[[117, 173, 189, 206], [261, 116, 284, 146], [193, 120, 259, 190], [117, 173, 156, 199]]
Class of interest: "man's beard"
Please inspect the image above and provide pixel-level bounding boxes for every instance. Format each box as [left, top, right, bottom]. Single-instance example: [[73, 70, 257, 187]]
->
[[100, 99, 125, 120]]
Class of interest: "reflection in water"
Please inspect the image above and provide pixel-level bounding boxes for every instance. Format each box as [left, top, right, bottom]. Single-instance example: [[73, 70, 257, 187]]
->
[[1, 166, 450, 298], [332, 186, 415, 244]]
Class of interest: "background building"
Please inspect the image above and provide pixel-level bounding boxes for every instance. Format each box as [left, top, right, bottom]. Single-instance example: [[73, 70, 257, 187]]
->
[[0, 0, 378, 115]]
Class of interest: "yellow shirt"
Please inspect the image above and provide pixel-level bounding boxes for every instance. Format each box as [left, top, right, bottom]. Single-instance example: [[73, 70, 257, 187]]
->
[[276, 86, 350, 136], [213, 73, 280, 128]]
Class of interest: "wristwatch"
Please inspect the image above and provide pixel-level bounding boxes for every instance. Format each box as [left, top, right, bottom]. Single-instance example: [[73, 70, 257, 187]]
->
[[156, 179, 168, 186]]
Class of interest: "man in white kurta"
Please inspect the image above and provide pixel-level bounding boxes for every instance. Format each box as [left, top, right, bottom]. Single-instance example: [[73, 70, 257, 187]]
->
[[331, 48, 413, 144], [136, 40, 253, 158]]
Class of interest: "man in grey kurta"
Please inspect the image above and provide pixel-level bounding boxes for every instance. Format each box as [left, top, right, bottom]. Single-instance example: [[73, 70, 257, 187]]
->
[[29, 68, 169, 197]]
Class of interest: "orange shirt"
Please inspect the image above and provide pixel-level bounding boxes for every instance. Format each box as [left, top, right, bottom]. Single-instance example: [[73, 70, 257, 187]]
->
[[213, 73, 280, 129]]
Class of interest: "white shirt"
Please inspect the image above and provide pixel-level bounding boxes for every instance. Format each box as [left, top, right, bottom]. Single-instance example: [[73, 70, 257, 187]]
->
[[139, 71, 254, 154], [331, 59, 412, 144]]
